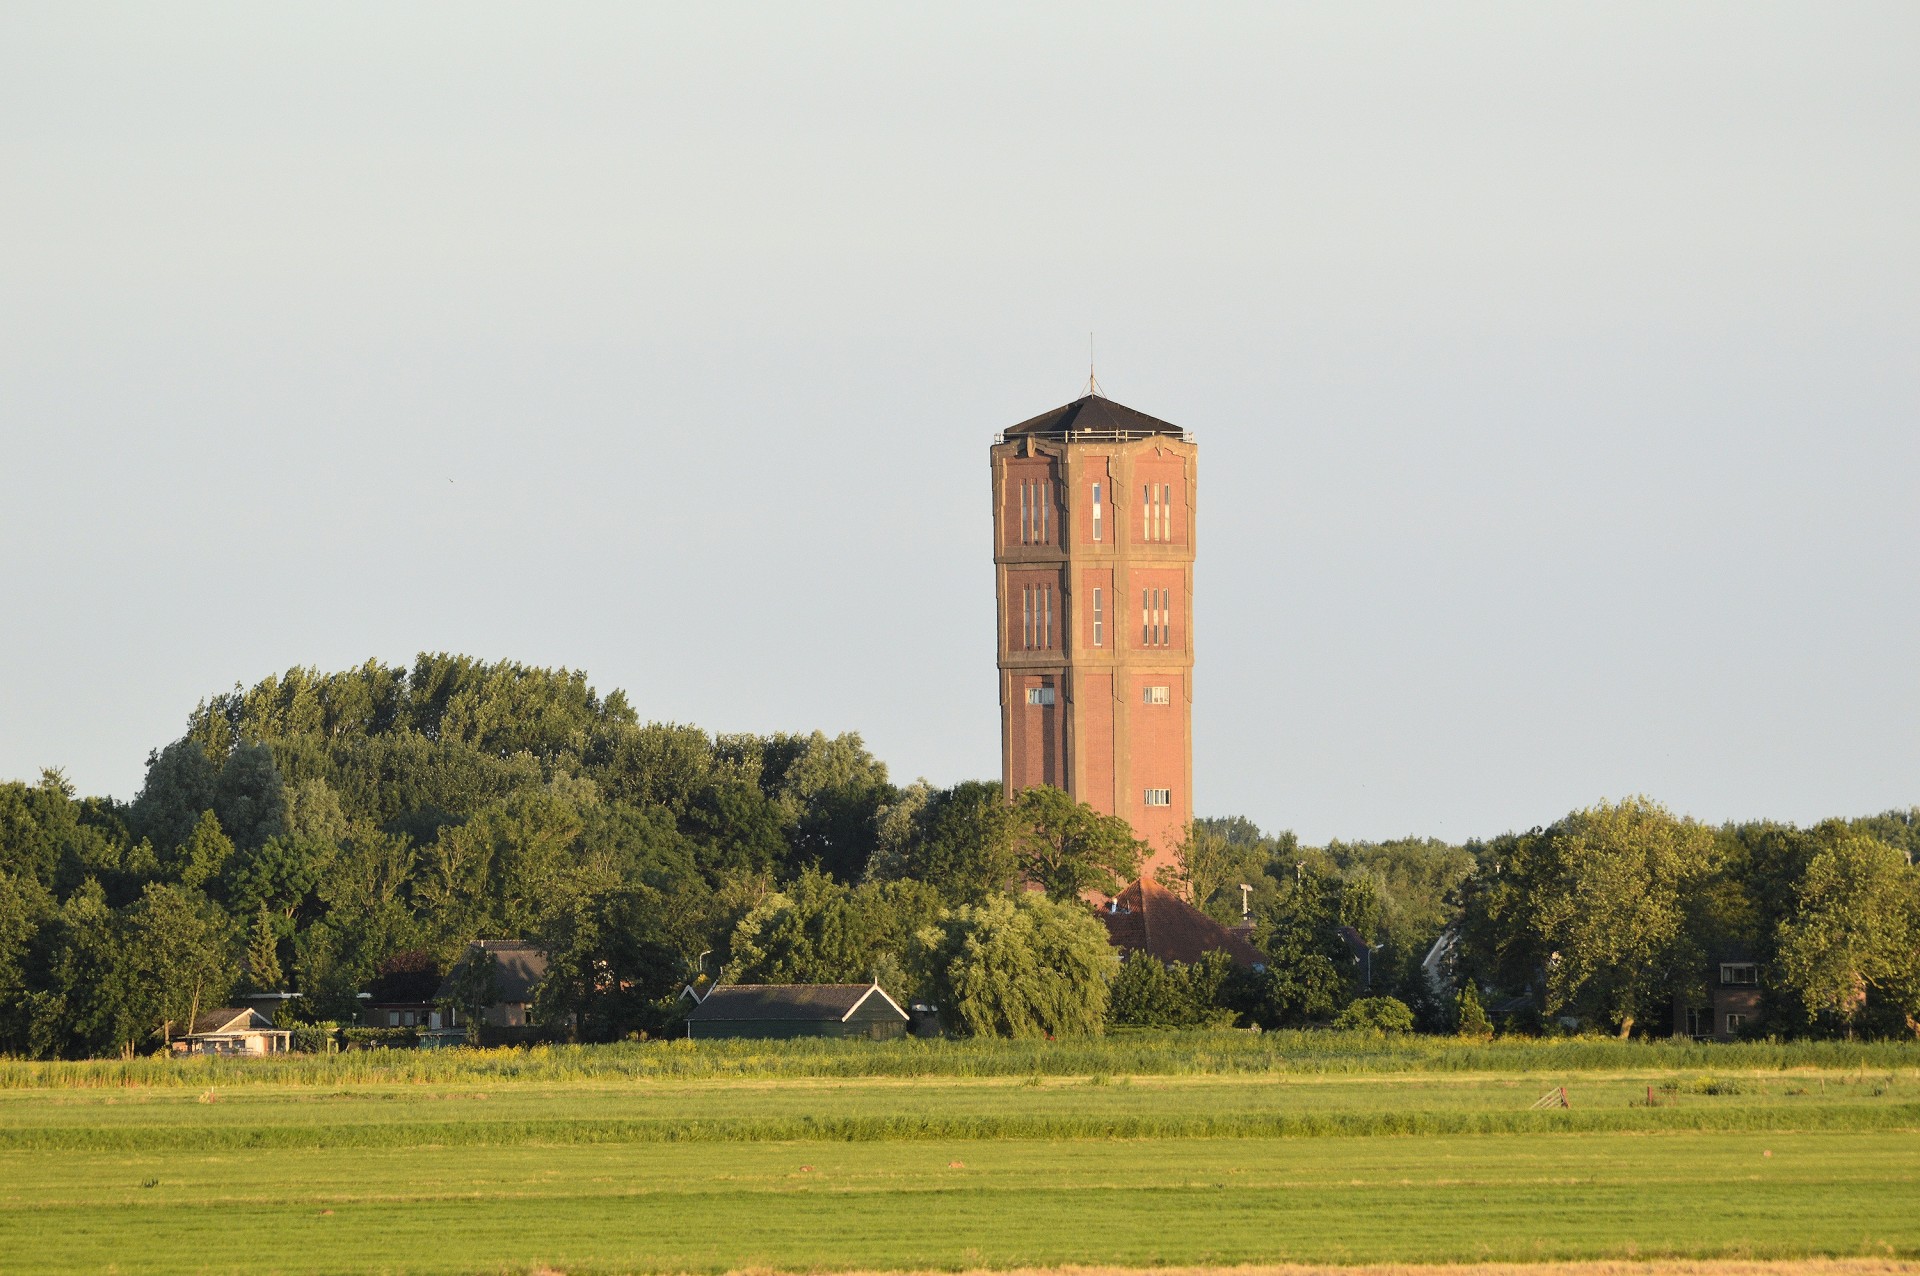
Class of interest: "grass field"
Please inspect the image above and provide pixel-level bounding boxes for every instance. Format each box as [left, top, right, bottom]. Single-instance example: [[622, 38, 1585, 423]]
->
[[1, 1033, 1916, 1274]]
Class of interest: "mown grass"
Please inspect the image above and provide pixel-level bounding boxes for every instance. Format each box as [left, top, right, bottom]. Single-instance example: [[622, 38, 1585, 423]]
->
[[1, 1038, 1916, 1273], [4, 1029, 1916, 1089]]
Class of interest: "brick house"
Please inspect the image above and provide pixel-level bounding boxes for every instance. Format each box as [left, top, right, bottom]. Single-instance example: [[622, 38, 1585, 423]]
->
[[1673, 957, 1763, 1041], [1097, 877, 1266, 969]]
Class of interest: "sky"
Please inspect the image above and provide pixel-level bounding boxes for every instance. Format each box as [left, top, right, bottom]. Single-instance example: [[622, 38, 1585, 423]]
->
[[1, 5, 1915, 845]]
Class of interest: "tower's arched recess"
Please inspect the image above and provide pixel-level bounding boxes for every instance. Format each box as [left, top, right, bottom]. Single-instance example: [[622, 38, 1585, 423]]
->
[[991, 393, 1197, 883]]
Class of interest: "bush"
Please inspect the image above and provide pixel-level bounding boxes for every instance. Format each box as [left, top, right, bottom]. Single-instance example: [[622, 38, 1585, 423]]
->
[[1331, 996, 1415, 1034], [289, 1022, 339, 1054], [1455, 984, 1494, 1039], [339, 1026, 417, 1050], [1108, 951, 1238, 1029]]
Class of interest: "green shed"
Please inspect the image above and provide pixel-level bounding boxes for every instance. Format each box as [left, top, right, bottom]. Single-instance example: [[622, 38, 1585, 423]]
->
[[683, 982, 909, 1040]]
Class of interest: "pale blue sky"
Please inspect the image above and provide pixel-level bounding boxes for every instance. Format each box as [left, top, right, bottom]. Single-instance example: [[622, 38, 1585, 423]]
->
[[2, 5, 1915, 843]]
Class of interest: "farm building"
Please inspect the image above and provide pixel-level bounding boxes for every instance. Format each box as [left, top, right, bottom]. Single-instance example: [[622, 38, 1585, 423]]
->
[[171, 1007, 292, 1056], [683, 982, 910, 1040]]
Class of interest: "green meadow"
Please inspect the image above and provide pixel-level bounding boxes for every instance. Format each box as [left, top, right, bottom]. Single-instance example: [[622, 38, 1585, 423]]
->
[[2, 1033, 1917, 1274]]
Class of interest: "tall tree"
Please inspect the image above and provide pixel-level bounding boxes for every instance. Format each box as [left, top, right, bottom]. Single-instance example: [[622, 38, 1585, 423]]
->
[[1775, 822, 1919, 1034], [1009, 786, 1145, 902]]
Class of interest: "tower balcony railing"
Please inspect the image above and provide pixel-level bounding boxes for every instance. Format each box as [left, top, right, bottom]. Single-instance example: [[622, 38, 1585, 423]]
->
[[994, 428, 1193, 444]]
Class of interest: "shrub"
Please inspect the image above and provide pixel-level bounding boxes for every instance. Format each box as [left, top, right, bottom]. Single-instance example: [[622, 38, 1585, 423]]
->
[[1331, 996, 1415, 1034], [289, 1023, 339, 1054], [1455, 984, 1494, 1039]]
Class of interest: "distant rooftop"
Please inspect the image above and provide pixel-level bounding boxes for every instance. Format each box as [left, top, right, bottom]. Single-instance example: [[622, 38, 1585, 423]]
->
[[999, 394, 1189, 444]]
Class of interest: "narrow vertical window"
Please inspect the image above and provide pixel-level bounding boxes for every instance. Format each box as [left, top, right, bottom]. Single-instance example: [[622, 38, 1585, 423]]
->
[[1019, 481, 1030, 544], [1044, 586, 1053, 648], [1091, 483, 1103, 541], [1162, 484, 1173, 540], [1141, 589, 1150, 645], [1092, 587, 1103, 647], [1022, 587, 1032, 649], [1042, 484, 1051, 543]]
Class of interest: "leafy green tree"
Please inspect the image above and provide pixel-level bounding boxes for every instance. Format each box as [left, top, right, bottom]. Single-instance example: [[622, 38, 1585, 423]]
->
[[534, 885, 689, 1041], [918, 893, 1118, 1038], [1009, 786, 1145, 902], [765, 731, 896, 882], [727, 868, 942, 987], [242, 905, 284, 993], [0, 870, 55, 1053], [1106, 949, 1237, 1028], [211, 741, 285, 852], [1175, 816, 1299, 924], [119, 882, 238, 1049], [1776, 822, 1918, 1034], [868, 780, 1021, 903], [1246, 863, 1361, 1025], [441, 946, 501, 1045], [129, 739, 221, 855], [1332, 995, 1415, 1033], [1460, 798, 1717, 1036], [26, 878, 131, 1057], [171, 811, 236, 893]]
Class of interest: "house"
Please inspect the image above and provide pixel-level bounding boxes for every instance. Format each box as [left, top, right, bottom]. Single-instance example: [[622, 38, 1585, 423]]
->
[[1674, 957, 1763, 1041], [1097, 877, 1266, 969], [435, 939, 548, 1032], [683, 982, 910, 1040], [361, 951, 446, 1030], [171, 1007, 292, 1056]]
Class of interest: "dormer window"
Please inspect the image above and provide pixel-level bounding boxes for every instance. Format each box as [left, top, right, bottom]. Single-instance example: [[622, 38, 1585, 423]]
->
[[1720, 963, 1758, 986]]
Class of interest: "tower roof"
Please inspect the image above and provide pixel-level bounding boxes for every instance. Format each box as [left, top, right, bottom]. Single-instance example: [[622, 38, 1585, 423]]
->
[[1002, 395, 1188, 442]]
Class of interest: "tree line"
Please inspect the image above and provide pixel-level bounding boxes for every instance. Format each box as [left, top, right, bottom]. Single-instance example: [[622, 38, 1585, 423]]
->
[[0, 655, 1914, 1056]]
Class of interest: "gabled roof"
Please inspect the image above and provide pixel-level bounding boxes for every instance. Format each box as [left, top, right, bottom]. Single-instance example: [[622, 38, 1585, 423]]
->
[[683, 982, 908, 1023], [434, 940, 548, 1004], [1098, 878, 1266, 969], [1002, 395, 1187, 441], [186, 1007, 276, 1036]]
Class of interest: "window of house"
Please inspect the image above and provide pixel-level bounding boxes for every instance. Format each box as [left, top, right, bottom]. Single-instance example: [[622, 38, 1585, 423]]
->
[[1144, 685, 1170, 705], [1027, 686, 1055, 706], [1092, 587, 1103, 647], [1725, 1012, 1746, 1034], [1091, 484, 1103, 541], [403, 1011, 416, 1027], [1144, 788, 1171, 807], [1721, 963, 1758, 986]]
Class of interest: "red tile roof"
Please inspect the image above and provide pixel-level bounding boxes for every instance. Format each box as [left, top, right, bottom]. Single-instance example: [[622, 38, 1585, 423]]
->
[[1097, 878, 1266, 968]]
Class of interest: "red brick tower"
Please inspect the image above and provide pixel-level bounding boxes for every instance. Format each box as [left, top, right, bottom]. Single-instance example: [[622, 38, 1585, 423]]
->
[[992, 393, 1197, 883]]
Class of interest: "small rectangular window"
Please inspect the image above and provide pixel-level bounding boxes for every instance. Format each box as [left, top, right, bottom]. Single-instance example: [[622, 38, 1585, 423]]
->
[[1042, 483, 1051, 543], [1091, 483, 1102, 541], [1141, 589, 1150, 645], [1144, 685, 1170, 705], [1725, 1013, 1746, 1034], [1143, 788, 1171, 807], [1720, 964, 1758, 986], [1092, 587, 1103, 647], [1026, 687, 1055, 706], [1043, 586, 1052, 648]]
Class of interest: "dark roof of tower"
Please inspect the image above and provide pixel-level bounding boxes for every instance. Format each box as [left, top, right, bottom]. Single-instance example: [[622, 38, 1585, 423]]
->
[[1003, 395, 1187, 440]]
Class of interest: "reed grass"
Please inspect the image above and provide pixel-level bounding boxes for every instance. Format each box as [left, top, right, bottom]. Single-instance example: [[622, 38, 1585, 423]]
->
[[3, 1030, 1914, 1090]]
